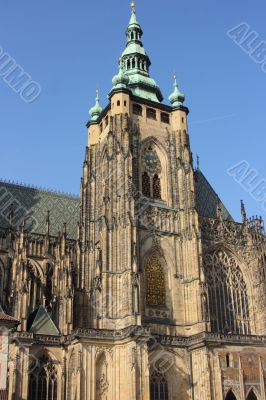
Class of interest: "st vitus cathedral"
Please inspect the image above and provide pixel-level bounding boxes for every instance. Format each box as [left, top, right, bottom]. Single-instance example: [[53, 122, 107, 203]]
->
[[0, 3, 266, 400]]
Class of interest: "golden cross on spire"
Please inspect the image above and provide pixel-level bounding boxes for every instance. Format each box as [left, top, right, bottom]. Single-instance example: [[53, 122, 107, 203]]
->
[[131, 2, 136, 11]]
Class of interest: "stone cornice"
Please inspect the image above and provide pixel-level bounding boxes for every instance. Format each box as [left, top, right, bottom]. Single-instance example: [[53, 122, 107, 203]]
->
[[11, 329, 266, 350]]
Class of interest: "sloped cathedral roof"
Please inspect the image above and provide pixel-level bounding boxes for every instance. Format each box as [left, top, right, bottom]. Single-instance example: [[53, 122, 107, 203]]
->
[[0, 171, 232, 240]]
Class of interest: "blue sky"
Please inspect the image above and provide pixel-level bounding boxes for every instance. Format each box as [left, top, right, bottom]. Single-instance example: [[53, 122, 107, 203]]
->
[[1, 0, 265, 221]]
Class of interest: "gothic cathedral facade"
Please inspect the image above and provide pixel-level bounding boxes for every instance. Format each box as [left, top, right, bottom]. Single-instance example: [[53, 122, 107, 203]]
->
[[0, 4, 266, 400]]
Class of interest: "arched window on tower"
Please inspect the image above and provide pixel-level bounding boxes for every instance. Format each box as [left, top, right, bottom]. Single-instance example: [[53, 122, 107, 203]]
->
[[204, 249, 251, 335], [145, 254, 166, 307], [150, 370, 169, 400], [28, 355, 58, 400], [141, 145, 162, 200]]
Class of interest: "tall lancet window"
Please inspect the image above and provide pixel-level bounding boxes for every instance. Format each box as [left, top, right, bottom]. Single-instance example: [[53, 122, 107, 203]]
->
[[204, 249, 251, 335], [145, 254, 166, 307], [150, 370, 169, 400], [142, 145, 162, 200], [28, 356, 58, 400]]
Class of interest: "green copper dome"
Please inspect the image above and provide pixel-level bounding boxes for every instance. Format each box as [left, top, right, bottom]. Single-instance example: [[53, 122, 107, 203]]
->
[[169, 76, 185, 108], [111, 60, 130, 90], [89, 90, 102, 122]]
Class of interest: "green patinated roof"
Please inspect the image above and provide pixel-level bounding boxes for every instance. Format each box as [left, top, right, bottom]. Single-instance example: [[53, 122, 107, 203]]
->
[[121, 42, 147, 58], [109, 6, 163, 103], [195, 170, 233, 221], [0, 180, 79, 239], [27, 305, 60, 336]]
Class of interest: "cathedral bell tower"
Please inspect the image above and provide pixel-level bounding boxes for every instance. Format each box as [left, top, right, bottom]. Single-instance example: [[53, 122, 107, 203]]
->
[[75, 2, 206, 337]]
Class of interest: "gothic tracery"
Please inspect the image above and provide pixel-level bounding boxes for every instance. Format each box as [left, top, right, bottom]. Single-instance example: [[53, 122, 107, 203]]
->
[[145, 254, 166, 307], [28, 356, 58, 400], [204, 249, 251, 334]]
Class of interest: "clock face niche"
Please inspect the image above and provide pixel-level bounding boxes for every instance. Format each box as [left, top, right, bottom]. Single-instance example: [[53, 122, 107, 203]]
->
[[142, 147, 161, 174]]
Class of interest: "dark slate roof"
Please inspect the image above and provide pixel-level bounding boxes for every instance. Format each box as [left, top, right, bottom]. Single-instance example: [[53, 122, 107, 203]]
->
[[195, 170, 233, 221], [0, 180, 79, 239], [0, 171, 232, 240], [27, 306, 60, 336]]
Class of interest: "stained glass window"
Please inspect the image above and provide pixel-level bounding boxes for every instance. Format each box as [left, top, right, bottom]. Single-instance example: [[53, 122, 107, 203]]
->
[[146, 255, 166, 306]]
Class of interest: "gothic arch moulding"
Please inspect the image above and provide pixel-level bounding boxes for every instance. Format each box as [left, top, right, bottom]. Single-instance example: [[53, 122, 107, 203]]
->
[[148, 349, 190, 400], [246, 387, 260, 400], [203, 247, 253, 335], [95, 351, 112, 400], [140, 137, 169, 204], [141, 247, 173, 320], [28, 350, 61, 400], [225, 389, 238, 400]]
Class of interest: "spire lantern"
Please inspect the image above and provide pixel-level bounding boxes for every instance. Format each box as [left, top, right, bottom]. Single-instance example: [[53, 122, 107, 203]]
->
[[115, 4, 163, 102], [89, 89, 103, 122], [169, 74, 185, 108]]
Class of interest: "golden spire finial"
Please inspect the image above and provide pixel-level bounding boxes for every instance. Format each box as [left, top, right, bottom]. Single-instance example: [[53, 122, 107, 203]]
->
[[173, 71, 176, 81], [131, 2, 136, 11]]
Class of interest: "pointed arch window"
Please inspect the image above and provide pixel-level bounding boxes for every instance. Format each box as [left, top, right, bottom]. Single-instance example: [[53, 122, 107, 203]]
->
[[142, 146, 162, 200], [28, 356, 58, 400], [204, 249, 251, 335], [150, 370, 169, 400], [145, 254, 166, 306]]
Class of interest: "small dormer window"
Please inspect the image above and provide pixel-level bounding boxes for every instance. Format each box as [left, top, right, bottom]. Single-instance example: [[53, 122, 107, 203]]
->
[[147, 108, 156, 120], [161, 113, 170, 124], [133, 104, 142, 116]]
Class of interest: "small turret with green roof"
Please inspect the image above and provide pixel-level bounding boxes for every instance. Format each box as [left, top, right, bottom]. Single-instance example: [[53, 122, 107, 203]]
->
[[89, 89, 103, 122], [169, 74, 185, 108], [111, 59, 130, 91]]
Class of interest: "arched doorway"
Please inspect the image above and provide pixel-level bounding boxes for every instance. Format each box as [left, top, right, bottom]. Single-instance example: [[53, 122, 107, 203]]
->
[[247, 389, 258, 400], [225, 390, 237, 400]]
